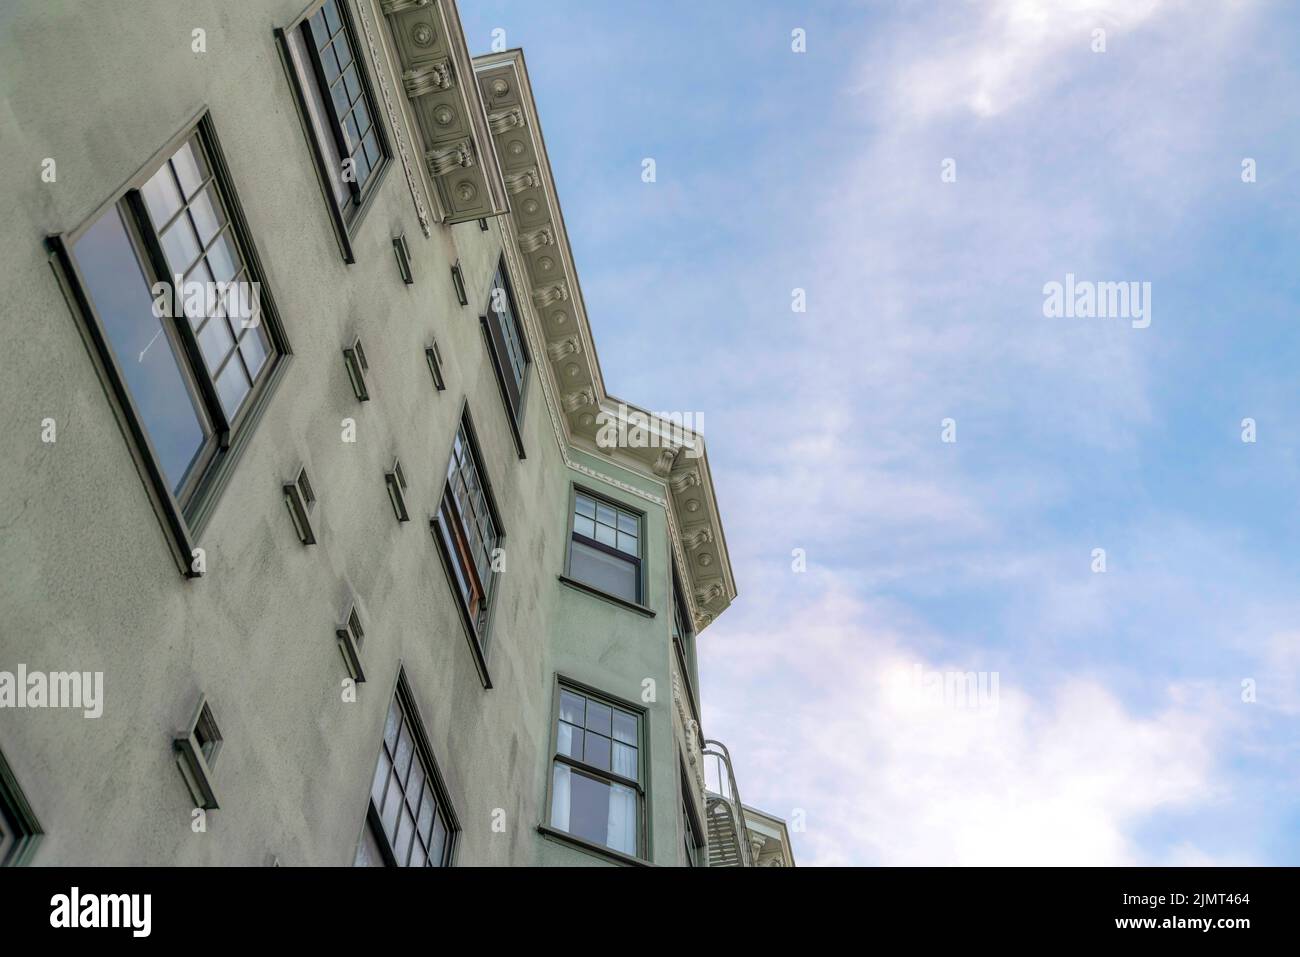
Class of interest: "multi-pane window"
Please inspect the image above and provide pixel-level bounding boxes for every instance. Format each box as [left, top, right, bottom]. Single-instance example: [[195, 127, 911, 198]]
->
[[356, 679, 456, 867], [54, 117, 285, 539], [434, 418, 500, 643], [482, 258, 529, 429], [281, 0, 388, 258], [568, 491, 642, 604], [550, 685, 643, 857], [671, 562, 699, 715], [682, 766, 704, 867]]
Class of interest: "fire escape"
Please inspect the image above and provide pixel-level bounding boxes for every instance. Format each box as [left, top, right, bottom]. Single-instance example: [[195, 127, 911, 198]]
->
[[702, 739, 754, 867]]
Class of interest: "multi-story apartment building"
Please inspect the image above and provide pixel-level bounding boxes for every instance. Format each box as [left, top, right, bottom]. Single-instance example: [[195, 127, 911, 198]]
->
[[0, 0, 783, 867]]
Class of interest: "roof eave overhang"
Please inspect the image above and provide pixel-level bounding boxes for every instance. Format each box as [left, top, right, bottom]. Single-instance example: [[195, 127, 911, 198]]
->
[[472, 48, 737, 633]]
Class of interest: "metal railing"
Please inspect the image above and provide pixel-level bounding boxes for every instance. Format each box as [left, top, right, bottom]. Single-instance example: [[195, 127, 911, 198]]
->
[[702, 738, 754, 867]]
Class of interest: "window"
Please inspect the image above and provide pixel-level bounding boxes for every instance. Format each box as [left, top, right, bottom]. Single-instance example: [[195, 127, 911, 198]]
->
[[431, 414, 502, 682], [174, 695, 222, 810], [284, 466, 318, 545], [548, 683, 644, 859], [681, 762, 704, 867], [567, 490, 642, 605], [385, 457, 409, 523], [392, 232, 413, 284], [480, 258, 530, 454], [356, 674, 457, 867], [49, 115, 288, 573], [336, 603, 366, 682], [672, 562, 699, 720], [343, 337, 370, 400], [425, 340, 446, 391], [0, 748, 43, 866], [279, 0, 390, 262]]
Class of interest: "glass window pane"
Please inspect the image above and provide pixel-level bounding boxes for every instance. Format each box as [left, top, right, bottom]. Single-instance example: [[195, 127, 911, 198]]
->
[[343, 113, 360, 151], [585, 700, 612, 735], [409, 840, 426, 868], [343, 64, 360, 103], [171, 139, 208, 199], [616, 531, 639, 556], [330, 78, 349, 120], [363, 130, 381, 169], [565, 769, 610, 848], [196, 314, 235, 374], [617, 511, 638, 534], [558, 690, 585, 725], [417, 789, 434, 842], [308, 11, 329, 50], [380, 771, 402, 837], [239, 322, 270, 380], [575, 494, 595, 518], [595, 503, 616, 528], [556, 721, 582, 760], [612, 710, 637, 745], [583, 732, 610, 771], [214, 355, 251, 419], [395, 807, 415, 865], [429, 814, 447, 866], [73, 206, 207, 495], [394, 724, 414, 783], [370, 751, 391, 807], [160, 217, 201, 274], [612, 741, 637, 779], [323, 0, 342, 35], [607, 782, 637, 855], [189, 187, 225, 247], [141, 165, 183, 227], [594, 522, 617, 547], [353, 99, 369, 135], [407, 760, 425, 805], [334, 36, 353, 72], [206, 232, 238, 283], [321, 43, 340, 84], [573, 516, 595, 539], [570, 539, 637, 603], [384, 698, 401, 751]]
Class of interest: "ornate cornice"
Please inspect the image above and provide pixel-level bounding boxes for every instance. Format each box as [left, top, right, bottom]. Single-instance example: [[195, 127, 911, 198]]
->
[[375, 0, 508, 224], [472, 47, 736, 631]]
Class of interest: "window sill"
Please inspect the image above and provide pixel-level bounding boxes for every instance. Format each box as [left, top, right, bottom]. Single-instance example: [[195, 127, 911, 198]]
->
[[537, 825, 652, 867], [558, 576, 655, 618]]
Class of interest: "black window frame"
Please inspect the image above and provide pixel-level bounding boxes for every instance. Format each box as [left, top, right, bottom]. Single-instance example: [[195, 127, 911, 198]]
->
[[276, 0, 392, 264], [561, 486, 651, 616], [356, 668, 459, 867], [0, 747, 43, 867], [429, 406, 504, 689], [479, 255, 531, 459], [671, 560, 701, 725], [541, 677, 649, 865], [47, 110, 291, 578]]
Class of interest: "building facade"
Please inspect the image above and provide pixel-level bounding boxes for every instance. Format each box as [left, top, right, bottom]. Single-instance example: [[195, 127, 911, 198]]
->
[[0, 0, 783, 867]]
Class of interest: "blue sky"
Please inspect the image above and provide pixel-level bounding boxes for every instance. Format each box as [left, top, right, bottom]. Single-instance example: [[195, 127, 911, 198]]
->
[[460, 1, 1300, 865]]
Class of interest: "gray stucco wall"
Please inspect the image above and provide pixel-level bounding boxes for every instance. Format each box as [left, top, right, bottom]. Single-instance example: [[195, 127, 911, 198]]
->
[[0, 0, 701, 866]]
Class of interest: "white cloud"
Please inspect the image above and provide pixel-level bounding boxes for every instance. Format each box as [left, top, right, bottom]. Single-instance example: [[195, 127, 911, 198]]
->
[[705, 585, 1232, 866]]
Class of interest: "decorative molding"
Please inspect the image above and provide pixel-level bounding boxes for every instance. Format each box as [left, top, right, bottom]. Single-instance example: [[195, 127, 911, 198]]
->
[[403, 60, 453, 98], [426, 140, 474, 176], [356, 0, 432, 235], [487, 107, 525, 134], [546, 336, 580, 362], [504, 168, 541, 194], [562, 388, 594, 413], [669, 469, 700, 494], [518, 226, 554, 253], [380, 0, 431, 13], [532, 283, 568, 308], [651, 447, 679, 477], [682, 524, 713, 550]]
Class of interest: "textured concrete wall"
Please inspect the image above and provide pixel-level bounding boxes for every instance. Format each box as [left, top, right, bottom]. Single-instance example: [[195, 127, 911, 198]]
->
[[0, 0, 694, 865]]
